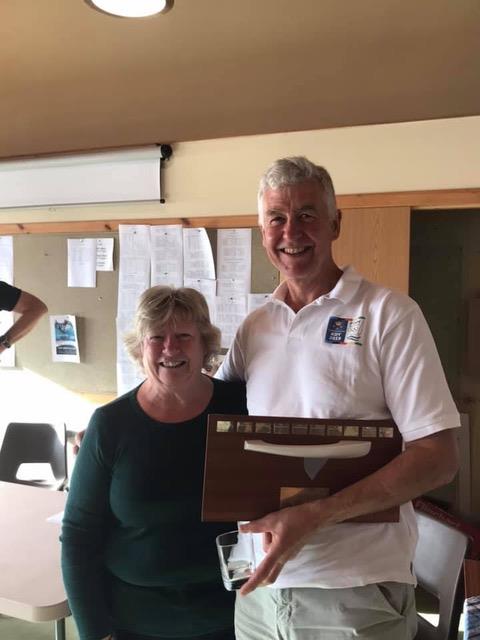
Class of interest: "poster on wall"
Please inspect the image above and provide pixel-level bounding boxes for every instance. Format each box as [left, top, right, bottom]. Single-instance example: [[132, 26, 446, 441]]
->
[[50, 314, 80, 363]]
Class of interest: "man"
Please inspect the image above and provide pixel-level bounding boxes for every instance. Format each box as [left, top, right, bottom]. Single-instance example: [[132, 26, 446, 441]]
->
[[216, 156, 460, 639], [0, 281, 48, 353]]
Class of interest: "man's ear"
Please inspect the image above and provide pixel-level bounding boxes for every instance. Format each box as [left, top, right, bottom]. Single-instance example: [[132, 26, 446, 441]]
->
[[331, 209, 342, 238]]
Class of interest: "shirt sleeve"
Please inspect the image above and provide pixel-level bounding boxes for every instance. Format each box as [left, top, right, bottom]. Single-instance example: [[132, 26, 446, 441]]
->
[[215, 331, 246, 382], [61, 410, 115, 640], [380, 302, 460, 441], [0, 281, 22, 311]]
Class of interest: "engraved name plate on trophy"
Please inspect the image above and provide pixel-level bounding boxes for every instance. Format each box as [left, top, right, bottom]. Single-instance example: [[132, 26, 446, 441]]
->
[[202, 415, 402, 523]]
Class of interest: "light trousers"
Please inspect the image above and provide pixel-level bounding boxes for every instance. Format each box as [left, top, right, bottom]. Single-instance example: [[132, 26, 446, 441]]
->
[[235, 582, 417, 640]]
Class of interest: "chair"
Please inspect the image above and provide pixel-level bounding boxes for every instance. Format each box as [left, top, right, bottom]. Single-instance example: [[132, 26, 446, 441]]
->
[[0, 422, 67, 490], [413, 509, 470, 640]]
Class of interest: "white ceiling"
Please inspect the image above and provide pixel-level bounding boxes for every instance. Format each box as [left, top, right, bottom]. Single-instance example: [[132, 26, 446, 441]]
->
[[1, 0, 479, 159]]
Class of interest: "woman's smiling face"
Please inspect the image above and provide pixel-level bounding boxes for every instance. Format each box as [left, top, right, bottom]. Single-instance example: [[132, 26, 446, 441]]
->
[[141, 316, 206, 385]]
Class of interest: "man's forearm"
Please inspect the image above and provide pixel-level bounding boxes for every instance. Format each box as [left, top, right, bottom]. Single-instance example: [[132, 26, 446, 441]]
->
[[2, 291, 48, 349], [309, 428, 459, 528], [239, 428, 460, 594], [4, 311, 45, 345]]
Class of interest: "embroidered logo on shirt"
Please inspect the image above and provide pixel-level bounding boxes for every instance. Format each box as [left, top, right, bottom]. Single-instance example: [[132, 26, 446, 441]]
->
[[325, 316, 366, 346]]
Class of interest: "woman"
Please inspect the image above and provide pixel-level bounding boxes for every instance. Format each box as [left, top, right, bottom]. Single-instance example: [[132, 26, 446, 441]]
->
[[61, 286, 247, 640]]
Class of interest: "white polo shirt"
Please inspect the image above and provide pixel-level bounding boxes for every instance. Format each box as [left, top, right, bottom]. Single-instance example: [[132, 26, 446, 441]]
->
[[217, 266, 460, 588]]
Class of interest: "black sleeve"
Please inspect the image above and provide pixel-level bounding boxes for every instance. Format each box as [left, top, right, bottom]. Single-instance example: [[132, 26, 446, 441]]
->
[[0, 281, 22, 311], [211, 379, 248, 415]]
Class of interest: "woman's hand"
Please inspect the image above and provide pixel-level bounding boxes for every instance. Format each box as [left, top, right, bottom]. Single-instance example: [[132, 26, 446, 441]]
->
[[73, 430, 86, 455]]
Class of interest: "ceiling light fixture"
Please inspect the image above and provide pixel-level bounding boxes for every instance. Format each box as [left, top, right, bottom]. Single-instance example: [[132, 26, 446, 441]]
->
[[86, 0, 173, 18]]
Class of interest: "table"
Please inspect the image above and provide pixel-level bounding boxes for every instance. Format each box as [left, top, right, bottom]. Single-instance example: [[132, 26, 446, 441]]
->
[[0, 481, 69, 640]]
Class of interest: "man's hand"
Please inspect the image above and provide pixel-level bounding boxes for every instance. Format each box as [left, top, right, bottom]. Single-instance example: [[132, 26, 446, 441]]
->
[[73, 430, 86, 456], [239, 501, 321, 595], [238, 429, 459, 596]]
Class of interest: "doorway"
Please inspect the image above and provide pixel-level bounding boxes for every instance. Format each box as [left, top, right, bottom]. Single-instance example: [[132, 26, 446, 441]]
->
[[410, 209, 480, 520]]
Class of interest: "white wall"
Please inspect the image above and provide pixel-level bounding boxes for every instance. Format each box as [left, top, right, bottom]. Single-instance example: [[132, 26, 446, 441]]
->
[[0, 115, 479, 224]]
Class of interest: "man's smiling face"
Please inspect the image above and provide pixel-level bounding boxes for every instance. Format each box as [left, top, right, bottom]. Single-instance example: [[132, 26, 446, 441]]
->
[[260, 179, 340, 286]]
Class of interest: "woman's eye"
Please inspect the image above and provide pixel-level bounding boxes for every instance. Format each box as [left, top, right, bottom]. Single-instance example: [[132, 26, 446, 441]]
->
[[178, 333, 192, 340], [149, 335, 163, 343]]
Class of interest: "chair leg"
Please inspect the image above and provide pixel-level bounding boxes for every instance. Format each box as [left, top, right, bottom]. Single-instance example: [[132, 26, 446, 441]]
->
[[55, 618, 66, 640]]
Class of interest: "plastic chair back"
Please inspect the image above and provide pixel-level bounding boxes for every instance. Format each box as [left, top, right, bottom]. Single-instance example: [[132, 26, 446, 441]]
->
[[414, 509, 469, 640], [0, 422, 67, 490]]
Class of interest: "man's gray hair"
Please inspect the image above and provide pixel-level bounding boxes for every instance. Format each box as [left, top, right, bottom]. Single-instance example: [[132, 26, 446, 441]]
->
[[257, 156, 337, 223]]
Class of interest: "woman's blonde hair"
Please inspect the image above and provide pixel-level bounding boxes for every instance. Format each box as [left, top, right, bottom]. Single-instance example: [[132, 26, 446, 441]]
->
[[124, 286, 221, 372]]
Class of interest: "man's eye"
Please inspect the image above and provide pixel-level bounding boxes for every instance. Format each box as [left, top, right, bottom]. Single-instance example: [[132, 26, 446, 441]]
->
[[299, 212, 314, 221], [269, 216, 284, 226]]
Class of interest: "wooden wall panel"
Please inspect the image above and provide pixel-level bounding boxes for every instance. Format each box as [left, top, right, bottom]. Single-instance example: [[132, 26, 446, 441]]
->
[[333, 206, 411, 293]]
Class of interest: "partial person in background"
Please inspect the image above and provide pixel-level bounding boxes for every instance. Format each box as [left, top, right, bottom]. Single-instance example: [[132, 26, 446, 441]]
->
[[62, 286, 247, 640], [0, 280, 47, 353], [217, 156, 460, 640]]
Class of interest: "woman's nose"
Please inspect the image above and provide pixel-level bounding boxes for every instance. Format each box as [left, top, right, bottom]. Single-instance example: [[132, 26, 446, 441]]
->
[[162, 335, 180, 352]]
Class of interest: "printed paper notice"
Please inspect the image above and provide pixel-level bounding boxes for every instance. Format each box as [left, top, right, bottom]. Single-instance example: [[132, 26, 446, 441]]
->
[[217, 229, 251, 290], [117, 225, 151, 318], [183, 278, 217, 322], [0, 235, 13, 282], [117, 225, 151, 395], [96, 238, 114, 271], [50, 315, 80, 363], [116, 316, 144, 396], [151, 225, 183, 287], [217, 278, 250, 297], [68, 238, 97, 287], [215, 295, 247, 349], [183, 228, 215, 281]]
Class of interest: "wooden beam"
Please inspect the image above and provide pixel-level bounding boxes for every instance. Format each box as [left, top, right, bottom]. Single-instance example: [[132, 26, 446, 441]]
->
[[338, 187, 480, 210], [0, 215, 258, 235], [0, 188, 478, 235]]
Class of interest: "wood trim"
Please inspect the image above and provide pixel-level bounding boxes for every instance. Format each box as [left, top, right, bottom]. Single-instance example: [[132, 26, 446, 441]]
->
[[0, 188, 478, 235], [0, 215, 258, 235], [338, 187, 480, 210]]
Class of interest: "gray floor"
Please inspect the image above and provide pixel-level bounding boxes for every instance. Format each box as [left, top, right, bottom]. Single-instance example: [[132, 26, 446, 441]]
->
[[0, 615, 78, 640]]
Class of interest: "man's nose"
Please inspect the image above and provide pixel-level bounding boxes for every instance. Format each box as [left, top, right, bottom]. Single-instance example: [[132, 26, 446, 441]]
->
[[284, 217, 301, 239]]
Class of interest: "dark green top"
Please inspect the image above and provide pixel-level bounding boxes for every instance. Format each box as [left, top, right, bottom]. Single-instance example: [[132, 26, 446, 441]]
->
[[61, 378, 247, 640]]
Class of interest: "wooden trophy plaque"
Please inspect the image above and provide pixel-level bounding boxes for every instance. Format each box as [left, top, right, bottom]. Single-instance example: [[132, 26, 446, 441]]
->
[[202, 414, 403, 523]]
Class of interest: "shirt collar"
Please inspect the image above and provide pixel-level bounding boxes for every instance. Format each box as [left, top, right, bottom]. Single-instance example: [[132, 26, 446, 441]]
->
[[270, 265, 363, 307]]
